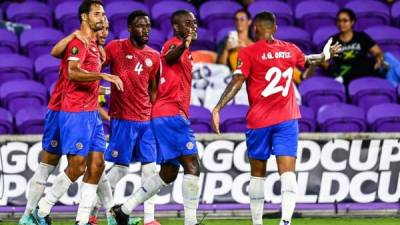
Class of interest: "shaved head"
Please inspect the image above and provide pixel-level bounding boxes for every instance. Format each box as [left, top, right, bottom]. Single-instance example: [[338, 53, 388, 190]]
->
[[253, 11, 277, 41]]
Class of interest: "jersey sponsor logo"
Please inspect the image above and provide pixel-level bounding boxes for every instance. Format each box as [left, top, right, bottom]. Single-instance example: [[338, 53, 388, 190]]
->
[[50, 140, 58, 148], [71, 47, 79, 55], [145, 58, 153, 67], [262, 52, 291, 60], [126, 54, 133, 60], [160, 77, 166, 84], [76, 142, 83, 150]]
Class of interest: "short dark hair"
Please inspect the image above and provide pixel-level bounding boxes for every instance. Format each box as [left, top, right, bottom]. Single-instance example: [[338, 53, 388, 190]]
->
[[337, 8, 357, 22], [254, 11, 276, 24], [127, 10, 150, 26], [78, 0, 104, 23], [235, 9, 251, 20], [171, 9, 192, 26]]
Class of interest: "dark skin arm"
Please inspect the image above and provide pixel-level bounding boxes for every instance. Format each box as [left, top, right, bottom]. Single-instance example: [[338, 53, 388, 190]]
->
[[148, 70, 159, 104], [165, 34, 192, 65], [211, 74, 246, 134]]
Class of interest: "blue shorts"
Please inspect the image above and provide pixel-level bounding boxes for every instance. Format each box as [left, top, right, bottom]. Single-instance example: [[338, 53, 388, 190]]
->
[[151, 116, 198, 167], [246, 120, 299, 161], [42, 110, 62, 155], [105, 119, 157, 166], [59, 111, 106, 156]]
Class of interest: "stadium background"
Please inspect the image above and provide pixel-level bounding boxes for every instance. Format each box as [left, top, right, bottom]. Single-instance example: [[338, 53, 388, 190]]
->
[[0, 0, 400, 224]]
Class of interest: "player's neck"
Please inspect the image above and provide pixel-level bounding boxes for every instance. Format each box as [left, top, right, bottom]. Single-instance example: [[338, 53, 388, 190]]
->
[[129, 37, 145, 50], [339, 30, 353, 42], [258, 34, 274, 42], [80, 23, 95, 40]]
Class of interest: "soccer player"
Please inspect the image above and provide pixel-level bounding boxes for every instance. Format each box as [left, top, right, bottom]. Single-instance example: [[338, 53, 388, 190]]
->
[[31, 1, 123, 225], [92, 10, 161, 225], [211, 12, 340, 225], [19, 11, 113, 225], [110, 10, 202, 225]]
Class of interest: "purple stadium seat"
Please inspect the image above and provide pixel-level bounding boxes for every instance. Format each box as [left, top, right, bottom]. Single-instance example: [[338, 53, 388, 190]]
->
[[192, 28, 216, 51], [35, 54, 60, 89], [367, 103, 400, 132], [0, 80, 47, 115], [55, 1, 81, 34], [365, 26, 400, 56], [392, 1, 400, 26], [199, 1, 242, 35], [312, 26, 338, 51], [189, 105, 212, 133], [0, 53, 33, 83], [220, 104, 248, 133], [7, 2, 52, 27], [248, 1, 293, 26], [0, 8, 3, 20], [20, 28, 64, 60], [275, 26, 312, 54], [118, 28, 165, 51], [48, 0, 79, 9], [0, 29, 18, 54], [0, 107, 13, 134], [318, 103, 367, 132], [288, 0, 335, 7], [299, 77, 346, 113], [144, 0, 185, 8], [345, 0, 390, 31], [295, 1, 339, 34], [215, 26, 235, 45], [299, 106, 316, 132], [348, 77, 396, 111], [15, 106, 47, 134], [152, 1, 197, 34], [106, 1, 149, 35]]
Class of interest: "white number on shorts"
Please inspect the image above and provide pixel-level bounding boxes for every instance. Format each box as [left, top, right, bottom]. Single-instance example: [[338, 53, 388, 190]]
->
[[261, 67, 293, 97], [134, 62, 143, 75]]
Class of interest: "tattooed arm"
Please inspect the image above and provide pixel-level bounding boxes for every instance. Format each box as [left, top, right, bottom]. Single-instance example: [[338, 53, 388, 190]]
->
[[211, 73, 246, 134]]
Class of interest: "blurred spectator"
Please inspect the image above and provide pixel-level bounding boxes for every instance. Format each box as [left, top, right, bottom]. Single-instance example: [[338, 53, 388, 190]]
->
[[217, 9, 253, 71], [319, 8, 400, 86]]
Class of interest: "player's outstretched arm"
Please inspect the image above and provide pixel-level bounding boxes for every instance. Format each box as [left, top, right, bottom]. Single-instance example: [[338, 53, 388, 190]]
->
[[51, 31, 89, 59], [165, 33, 192, 65], [68, 61, 124, 91], [211, 73, 246, 134]]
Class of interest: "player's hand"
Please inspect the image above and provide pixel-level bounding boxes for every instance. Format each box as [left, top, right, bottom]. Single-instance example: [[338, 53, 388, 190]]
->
[[211, 108, 221, 134], [184, 29, 193, 49], [73, 30, 89, 48], [102, 74, 124, 92]]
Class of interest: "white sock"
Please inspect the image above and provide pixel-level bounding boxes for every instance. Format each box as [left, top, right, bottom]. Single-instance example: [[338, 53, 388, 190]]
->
[[142, 163, 158, 223], [182, 174, 200, 225], [38, 172, 73, 217], [122, 174, 166, 215], [97, 172, 114, 217], [76, 183, 98, 224], [108, 164, 129, 192], [24, 163, 55, 215], [249, 176, 265, 225], [280, 172, 297, 224]]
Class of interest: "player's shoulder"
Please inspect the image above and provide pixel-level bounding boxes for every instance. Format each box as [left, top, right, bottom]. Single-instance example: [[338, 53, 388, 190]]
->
[[276, 39, 302, 52], [144, 45, 160, 57], [69, 37, 86, 48], [163, 37, 181, 47], [107, 38, 125, 48]]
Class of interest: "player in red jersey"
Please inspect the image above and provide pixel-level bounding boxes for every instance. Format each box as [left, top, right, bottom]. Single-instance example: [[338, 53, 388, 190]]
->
[[31, 1, 124, 225], [211, 12, 341, 225], [110, 10, 202, 225]]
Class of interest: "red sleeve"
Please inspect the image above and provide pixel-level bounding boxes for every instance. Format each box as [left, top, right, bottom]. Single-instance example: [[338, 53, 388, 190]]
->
[[292, 43, 306, 69], [150, 53, 160, 81], [161, 38, 181, 58], [234, 48, 251, 78], [103, 41, 115, 66], [66, 38, 87, 62]]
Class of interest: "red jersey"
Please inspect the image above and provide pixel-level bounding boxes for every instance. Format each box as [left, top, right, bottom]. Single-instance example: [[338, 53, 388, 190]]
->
[[104, 39, 160, 121], [152, 37, 193, 118], [47, 64, 64, 111], [235, 39, 305, 129], [60, 38, 102, 112]]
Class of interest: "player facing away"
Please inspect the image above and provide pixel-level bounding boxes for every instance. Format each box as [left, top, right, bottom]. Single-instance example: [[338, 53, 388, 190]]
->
[[110, 10, 202, 225], [211, 12, 341, 225], [31, 1, 124, 225], [91, 10, 162, 225]]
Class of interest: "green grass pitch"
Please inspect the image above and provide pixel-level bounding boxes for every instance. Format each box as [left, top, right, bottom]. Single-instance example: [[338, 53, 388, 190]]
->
[[2, 218, 399, 225]]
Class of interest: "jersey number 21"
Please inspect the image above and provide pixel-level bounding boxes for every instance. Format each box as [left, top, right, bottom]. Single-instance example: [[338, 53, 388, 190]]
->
[[261, 67, 293, 97]]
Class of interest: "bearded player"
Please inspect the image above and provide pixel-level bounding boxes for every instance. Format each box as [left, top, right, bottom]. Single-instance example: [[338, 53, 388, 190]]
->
[[110, 10, 202, 225], [31, 1, 123, 225], [211, 12, 341, 225]]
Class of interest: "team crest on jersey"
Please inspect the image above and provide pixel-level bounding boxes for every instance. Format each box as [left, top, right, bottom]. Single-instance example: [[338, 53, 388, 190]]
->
[[145, 58, 153, 67], [71, 47, 79, 55], [126, 54, 133, 60], [112, 150, 118, 158], [76, 142, 83, 150], [186, 142, 194, 150], [51, 140, 58, 148]]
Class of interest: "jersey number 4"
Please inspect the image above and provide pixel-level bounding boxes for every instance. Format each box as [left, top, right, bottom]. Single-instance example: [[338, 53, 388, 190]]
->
[[261, 67, 293, 97], [134, 62, 143, 75]]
